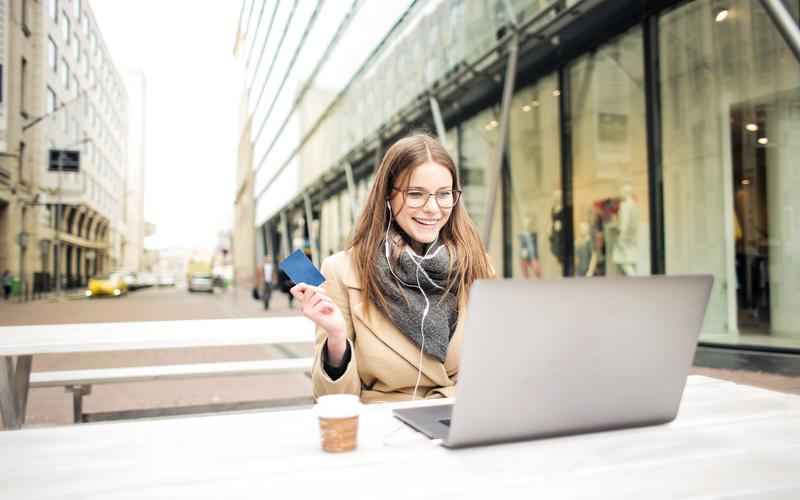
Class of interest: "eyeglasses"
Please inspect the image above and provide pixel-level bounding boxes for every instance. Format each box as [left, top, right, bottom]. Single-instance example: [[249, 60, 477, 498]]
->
[[393, 188, 462, 209]]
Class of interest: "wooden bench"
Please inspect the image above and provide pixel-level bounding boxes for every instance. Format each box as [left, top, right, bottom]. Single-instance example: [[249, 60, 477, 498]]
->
[[30, 358, 314, 423], [0, 317, 316, 429]]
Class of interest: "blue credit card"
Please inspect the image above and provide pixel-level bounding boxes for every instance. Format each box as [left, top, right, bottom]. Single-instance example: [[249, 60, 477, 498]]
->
[[278, 249, 325, 287]]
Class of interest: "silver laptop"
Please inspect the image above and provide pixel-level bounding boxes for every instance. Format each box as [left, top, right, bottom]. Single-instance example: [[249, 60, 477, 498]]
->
[[393, 275, 713, 448]]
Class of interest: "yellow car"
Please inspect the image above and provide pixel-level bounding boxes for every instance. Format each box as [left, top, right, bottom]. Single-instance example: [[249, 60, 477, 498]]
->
[[86, 273, 128, 298]]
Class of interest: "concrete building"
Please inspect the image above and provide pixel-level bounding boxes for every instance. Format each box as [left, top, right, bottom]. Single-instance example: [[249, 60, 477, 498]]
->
[[0, 0, 129, 296]]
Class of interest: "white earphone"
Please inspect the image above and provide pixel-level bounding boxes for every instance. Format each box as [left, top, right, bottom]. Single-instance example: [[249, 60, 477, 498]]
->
[[383, 199, 441, 402]]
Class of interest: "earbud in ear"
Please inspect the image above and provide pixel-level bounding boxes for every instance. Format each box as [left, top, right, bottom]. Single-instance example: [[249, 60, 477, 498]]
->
[[386, 200, 391, 211]]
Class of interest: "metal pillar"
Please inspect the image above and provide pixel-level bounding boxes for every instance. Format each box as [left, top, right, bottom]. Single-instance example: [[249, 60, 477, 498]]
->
[[279, 211, 291, 257], [343, 162, 358, 224], [481, 34, 520, 249], [643, 16, 665, 275], [759, 0, 800, 63], [373, 138, 384, 172], [429, 95, 448, 149], [303, 193, 320, 267]]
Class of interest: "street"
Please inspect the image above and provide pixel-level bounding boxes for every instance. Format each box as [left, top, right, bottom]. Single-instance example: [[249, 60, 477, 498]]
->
[[0, 285, 311, 427]]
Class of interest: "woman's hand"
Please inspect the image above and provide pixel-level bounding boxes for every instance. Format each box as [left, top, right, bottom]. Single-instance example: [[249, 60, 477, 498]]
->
[[290, 283, 348, 366]]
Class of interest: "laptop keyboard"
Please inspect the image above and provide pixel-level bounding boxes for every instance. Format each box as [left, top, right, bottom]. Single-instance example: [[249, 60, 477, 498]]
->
[[439, 418, 451, 427]]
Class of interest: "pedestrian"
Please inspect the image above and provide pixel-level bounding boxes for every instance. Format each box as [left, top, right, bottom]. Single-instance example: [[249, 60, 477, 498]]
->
[[1, 270, 12, 301], [291, 133, 495, 403], [262, 256, 274, 310]]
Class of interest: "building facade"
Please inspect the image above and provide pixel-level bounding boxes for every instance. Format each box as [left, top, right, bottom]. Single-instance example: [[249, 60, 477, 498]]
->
[[0, 0, 129, 296], [235, 0, 800, 350]]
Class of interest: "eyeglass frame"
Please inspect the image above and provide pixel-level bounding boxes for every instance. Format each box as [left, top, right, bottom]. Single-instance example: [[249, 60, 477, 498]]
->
[[390, 187, 462, 209]]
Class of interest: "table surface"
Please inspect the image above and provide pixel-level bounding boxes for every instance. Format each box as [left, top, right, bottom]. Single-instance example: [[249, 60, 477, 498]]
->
[[2, 376, 799, 499], [0, 317, 314, 356]]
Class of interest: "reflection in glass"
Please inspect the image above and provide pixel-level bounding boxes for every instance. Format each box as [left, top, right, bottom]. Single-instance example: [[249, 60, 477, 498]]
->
[[569, 27, 649, 277], [660, 0, 800, 346], [460, 107, 503, 272], [508, 76, 562, 279]]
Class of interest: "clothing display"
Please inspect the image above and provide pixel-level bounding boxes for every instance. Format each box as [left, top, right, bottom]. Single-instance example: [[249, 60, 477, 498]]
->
[[575, 239, 594, 276], [519, 232, 539, 261], [519, 232, 542, 279], [549, 207, 565, 262], [611, 197, 639, 275]]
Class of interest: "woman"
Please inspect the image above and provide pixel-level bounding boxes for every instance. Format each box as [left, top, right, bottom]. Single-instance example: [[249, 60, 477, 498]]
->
[[291, 133, 494, 403]]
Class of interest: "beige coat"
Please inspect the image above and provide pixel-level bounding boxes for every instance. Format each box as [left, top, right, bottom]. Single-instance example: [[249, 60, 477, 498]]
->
[[311, 250, 464, 404]]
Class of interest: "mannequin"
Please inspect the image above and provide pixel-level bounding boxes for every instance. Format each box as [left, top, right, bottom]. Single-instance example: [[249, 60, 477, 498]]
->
[[611, 183, 639, 276], [519, 214, 542, 279], [548, 190, 564, 263], [575, 221, 597, 277]]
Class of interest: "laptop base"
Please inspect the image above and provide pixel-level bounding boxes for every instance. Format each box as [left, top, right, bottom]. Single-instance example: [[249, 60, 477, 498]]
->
[[393, 404, 453, 441]]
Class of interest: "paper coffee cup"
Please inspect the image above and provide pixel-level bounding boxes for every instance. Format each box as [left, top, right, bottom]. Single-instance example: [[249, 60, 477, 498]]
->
[[316, 394, 361, 453]]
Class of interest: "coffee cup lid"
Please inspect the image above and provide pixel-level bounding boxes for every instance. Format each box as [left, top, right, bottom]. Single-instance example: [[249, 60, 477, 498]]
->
[[315, 394, 361, 418]]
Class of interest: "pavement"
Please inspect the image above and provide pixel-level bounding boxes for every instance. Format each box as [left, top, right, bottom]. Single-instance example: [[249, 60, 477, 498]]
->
[[1, 284, 798, 428]]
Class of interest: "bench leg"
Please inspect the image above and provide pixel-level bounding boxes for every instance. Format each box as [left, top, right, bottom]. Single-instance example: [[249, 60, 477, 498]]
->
[[0, 357, 20, 430], [65, 385, 92, 424], [14, 356, 32, 424]]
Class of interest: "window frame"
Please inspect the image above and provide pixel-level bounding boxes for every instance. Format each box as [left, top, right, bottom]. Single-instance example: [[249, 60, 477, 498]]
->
[[48, 37, 58, 72]]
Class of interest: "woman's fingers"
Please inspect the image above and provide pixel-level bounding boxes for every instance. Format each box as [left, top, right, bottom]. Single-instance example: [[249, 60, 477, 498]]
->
[[311, 298, 335, 316], [289, 283, 309, 300]]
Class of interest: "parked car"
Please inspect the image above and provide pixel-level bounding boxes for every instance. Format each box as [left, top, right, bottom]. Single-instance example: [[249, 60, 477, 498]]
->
[[86, 273, 128, 298], [158, 273, 176, 287], [136, 272, 158, 288], [121, 271, 139, 290], [188, 273, 214, 293]]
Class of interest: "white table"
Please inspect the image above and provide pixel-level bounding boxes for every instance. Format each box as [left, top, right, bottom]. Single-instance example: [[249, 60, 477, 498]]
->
[[1, 376, 799, 499], [0, 317, 314, 429]]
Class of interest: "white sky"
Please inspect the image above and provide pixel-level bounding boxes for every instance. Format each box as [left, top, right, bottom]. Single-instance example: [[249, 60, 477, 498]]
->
[[91, 0, 241, 251]]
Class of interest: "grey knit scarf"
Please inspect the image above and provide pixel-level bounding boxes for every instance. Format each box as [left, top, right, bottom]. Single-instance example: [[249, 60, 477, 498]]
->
[[374, 237, 459, 363]]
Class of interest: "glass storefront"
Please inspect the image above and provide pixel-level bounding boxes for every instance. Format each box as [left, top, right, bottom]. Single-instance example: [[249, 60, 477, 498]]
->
[[261, 0, 800, 350], [569, 28, 650, 278], [508, 76, 563, 279], [460, 107, 504, 273], [660, 0, 800, 347]]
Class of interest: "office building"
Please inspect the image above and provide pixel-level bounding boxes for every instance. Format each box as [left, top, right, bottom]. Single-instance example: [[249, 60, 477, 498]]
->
[[0, 0, 129, 295]]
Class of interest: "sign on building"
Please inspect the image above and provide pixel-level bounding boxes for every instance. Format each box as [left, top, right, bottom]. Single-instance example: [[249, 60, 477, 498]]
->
[[48, 149, 81, 172]]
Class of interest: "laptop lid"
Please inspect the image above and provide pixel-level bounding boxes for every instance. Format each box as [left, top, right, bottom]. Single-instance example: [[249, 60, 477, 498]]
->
[[442, 275, 713, 448]]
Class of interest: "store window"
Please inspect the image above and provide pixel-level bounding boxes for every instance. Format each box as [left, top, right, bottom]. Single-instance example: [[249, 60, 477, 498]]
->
[[49, 0, 58, 22], [508, 75, 563, 279], [62, 13, 70, 42], [660, 0, 800, 347], [460, 107, 504, 273], [48, 37, 58, 71], [20, 58, 28, 117], [47, 87, 56, 114], [61, 59, 70, 89], [569, 27, 649, 278]]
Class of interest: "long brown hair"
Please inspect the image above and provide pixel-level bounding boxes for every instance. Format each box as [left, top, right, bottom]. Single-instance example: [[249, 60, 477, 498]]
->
[[350, 133, 494, 316]]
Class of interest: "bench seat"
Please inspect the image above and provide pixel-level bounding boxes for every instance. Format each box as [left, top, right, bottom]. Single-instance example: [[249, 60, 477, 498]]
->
[[30, 358, 313, 387]]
